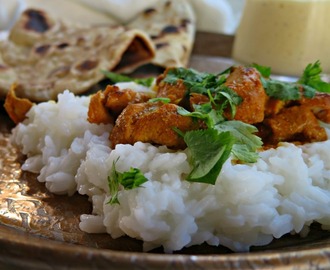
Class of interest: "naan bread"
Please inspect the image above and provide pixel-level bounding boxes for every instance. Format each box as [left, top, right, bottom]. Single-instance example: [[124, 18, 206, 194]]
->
[[128, 0, 196, 69], [0, 9, 155, 101], [0, 0, 197, 101], [0, 0, 118, 31]]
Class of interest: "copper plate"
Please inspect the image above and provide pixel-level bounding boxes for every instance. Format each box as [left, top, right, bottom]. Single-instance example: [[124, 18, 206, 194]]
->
[[1, 33, 330, 269]]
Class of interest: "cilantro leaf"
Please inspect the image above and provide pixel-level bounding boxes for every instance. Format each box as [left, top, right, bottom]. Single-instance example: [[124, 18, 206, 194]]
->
[[120, 167, 148, 189], [177, 117, 261, 184], [261, 77, 301, 100], [148, 97, 171, 103], [163, 67, 228, 96], [252, 63, 271, 78], [216, 121, 261, 163], [177, 104, 223, 128], [298, 60, 330, 93], [184, 129, 235, 184], [163, 67, 242, 118], [211, 86, 242, 118], [260, 61, 330, 100], [216, 121, 262, 151], [108, 161, 121, 204], [232, 144, 259, 163], [108, 161, 148, 205], [102, 70, 154, 87], [253, 62, 330, 100], [173, 69, 260, 185], [177, 86, 242, 130], [163, 68, 207, 85], [301, 84, 317, 98]]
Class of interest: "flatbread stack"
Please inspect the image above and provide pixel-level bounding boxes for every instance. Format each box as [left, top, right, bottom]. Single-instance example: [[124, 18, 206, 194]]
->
[[0, 0, 195, 101], [0, 9, 155, 101]]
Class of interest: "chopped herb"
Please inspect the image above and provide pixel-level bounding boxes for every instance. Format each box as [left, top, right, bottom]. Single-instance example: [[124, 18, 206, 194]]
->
[[211, 87, 243, 118], [102, 70, 154, 87], [108, 161, 121, 204], [176, 86, 242, 130], [216, 121, 262, 163], [148, 97, 171, 103], [261, 78, 302, 100], [177, 106, 217, 128], [163, 67, 228, 96], [163, 67, 261, 185], [180, 118, 262, 185], [108, 161, 148, 204], [184, 129, 235, 184], [298, 60, 330, 93], [176, 87, 241, 128], [255, 61, 330, 100], [301, 84, 317, 98], [252, 63, 271, 78]]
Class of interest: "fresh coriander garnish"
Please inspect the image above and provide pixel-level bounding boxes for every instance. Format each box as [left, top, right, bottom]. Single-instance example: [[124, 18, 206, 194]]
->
[[176, 87, 242, 128], [102, 70, 154, 87], [252, 64, 303, 100], [216, 120, 262, 163], [184, 129, 234, 184], [108, 160, 148, 204], [163, 67, 229, 96], [254, 61, 330, 100], [261, 78, 302, 100], [148, 97, 171, 103], [179, 119, 262, 185], [298, 60, 330, 93], [163, 67, 262, 185], [252, 63, 271, 78]]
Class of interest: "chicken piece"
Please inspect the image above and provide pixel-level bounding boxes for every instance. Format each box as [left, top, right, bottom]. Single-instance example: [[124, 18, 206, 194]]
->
[[103, 84, 151, 116], [88, 90, 114, 125], [264, 97, 286, 117], [156, 68, 187, 104], [225, 66, 267, 124], [299, 92, 330, 123], [110, 102, 202, 149], [264, 105, 327, 144], [87, 84, 151, 125], [4, 84, 34, 124]]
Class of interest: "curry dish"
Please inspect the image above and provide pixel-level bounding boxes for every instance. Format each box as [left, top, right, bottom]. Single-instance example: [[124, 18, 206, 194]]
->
[[86, 66, 330, 149]]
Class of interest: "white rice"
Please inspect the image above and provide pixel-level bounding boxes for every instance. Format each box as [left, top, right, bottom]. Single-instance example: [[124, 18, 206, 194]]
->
[[11, 90, 330, 253]]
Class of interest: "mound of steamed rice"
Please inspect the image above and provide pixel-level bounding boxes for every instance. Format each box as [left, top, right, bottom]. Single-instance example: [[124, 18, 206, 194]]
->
[[10, 90, 330, 253]]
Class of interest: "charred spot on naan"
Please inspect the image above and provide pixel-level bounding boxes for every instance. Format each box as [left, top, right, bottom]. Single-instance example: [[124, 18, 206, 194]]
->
[[143, 8, 157, 15], [35, 44, 51, 55], [57, 43, 69, 49], [161, 25, 180, 34], [24, 9, 52, 33], [180, 18, 192, 28], [8, 9, 59, 47], [76, 60, 99, 72]]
